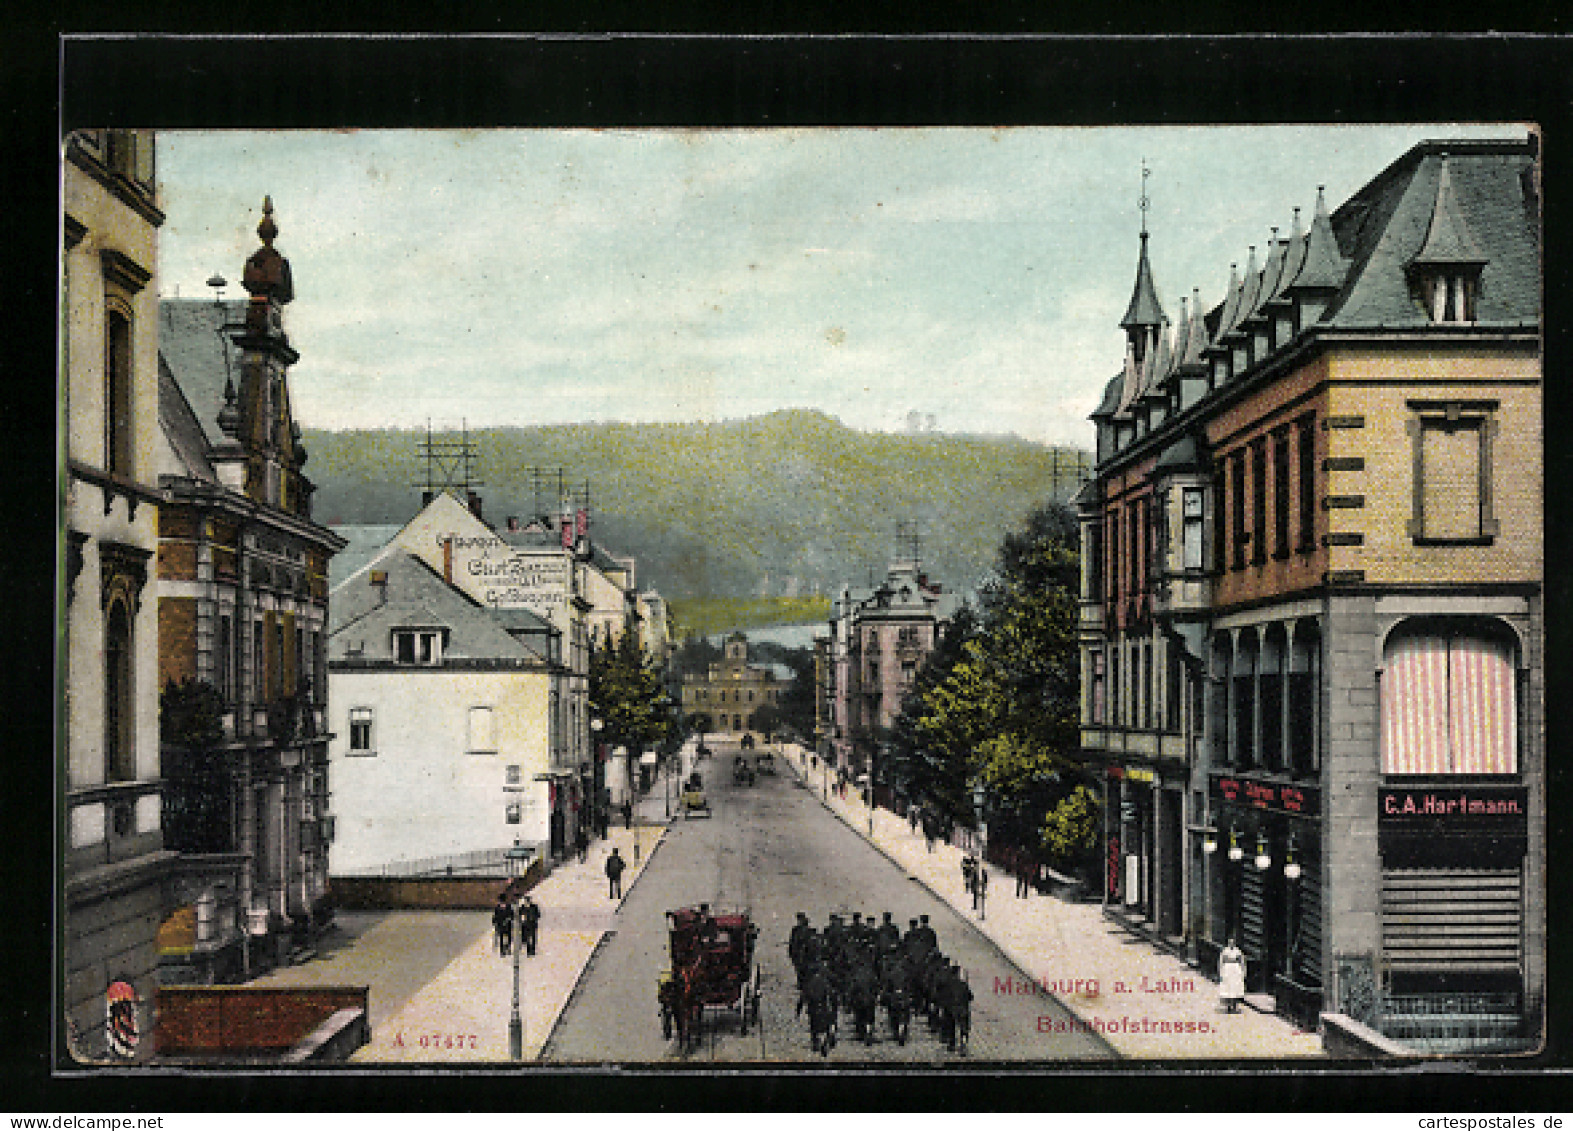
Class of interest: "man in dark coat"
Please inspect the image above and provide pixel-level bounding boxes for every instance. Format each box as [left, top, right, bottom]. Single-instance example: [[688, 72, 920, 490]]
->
[[492, 893, 514, 956], [518, 894, 541, 956], [605, 847, 627, 898]]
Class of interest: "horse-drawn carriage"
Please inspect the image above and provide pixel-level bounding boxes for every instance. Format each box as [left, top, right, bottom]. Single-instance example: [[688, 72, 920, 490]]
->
[[733, 756, 755, 786], [657, 905, 762, 1047]]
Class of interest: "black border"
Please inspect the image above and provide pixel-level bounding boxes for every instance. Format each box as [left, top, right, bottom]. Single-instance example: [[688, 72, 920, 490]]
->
[[13, 24, 1573, 1115]]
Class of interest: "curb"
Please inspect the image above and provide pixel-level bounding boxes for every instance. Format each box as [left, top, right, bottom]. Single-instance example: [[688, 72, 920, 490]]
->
[[615, 822, 672, 912], [536, 927, 619, 1061]]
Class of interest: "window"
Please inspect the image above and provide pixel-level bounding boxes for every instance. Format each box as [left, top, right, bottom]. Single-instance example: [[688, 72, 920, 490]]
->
[[253, 621, 265, 702], [468, 706, 496, 754], [506, 764, 522, 786], [1090, 650, 1106, 724], [106, 311, 133, 476], [1297, 416, 1317, 551], [901, 660, 916, 686], [1182, 489, 1205, 571], [105, 599, 135, 782], [217, 616, 233, 699], [1417, 271, 1478, 324], [1230, 452, 1247, 570], [1128, 503, 1141, 594], [348, 707, 374, 755], [1250, 440, 1268, 566], [1086, 518, 1104, 600], [1381, 625, 1516, 775], [1272, 429, 1291, 558], [1166, 645, 1182, 732], [506, 801, 522, 825], [394, 629, 444, 665], [1410, 408, 1496, 543]]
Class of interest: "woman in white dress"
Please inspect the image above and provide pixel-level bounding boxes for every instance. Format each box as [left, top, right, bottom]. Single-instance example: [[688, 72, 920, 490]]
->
[[1218, 937, 1246, 1014]]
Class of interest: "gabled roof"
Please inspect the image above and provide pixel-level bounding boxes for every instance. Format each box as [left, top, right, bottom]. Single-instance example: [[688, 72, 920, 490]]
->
[[1411, 155, 1490, 266], [1287, 187, 1349, 293], [159, 299, 246, 450], [1091, 373, 1124, 419], [1179, 289, 1210, 368], [328, 548, 547, 663]]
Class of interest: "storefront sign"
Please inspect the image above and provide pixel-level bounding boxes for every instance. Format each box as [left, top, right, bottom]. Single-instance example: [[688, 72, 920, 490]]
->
[[1123, 766, 1157, 784], [1379, 786, 1527, 830], [1209, 773, 1320, 817]]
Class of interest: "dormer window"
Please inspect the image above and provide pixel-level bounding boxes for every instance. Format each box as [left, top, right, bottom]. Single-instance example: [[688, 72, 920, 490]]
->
[[1415, 270, 1479, 324], [393, 628, 444, 665]]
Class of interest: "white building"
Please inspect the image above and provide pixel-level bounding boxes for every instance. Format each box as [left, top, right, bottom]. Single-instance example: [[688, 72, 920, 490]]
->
[[327, 544, 564, 872]]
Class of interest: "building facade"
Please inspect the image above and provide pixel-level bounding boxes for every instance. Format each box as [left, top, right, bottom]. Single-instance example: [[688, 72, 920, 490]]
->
[[1077, 138, 1542, 1052], [152, 200, 345, 982], [681, 633, 792, 738], [824, 562, 950, 782], [62, 128, 172, 1061]]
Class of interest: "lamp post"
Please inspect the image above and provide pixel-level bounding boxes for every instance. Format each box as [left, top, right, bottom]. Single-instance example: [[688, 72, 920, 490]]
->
[[505, 839, 531, 1061]]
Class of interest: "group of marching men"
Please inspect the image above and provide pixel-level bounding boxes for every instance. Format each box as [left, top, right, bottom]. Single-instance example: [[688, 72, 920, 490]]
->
[[788, 910, 974, 1056]]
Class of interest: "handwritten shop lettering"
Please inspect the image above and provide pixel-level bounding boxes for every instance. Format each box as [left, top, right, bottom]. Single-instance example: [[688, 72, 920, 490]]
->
[[436, 532, 505, 551], [1211, 775, 1317, 815], [466, 557, 567, 586]]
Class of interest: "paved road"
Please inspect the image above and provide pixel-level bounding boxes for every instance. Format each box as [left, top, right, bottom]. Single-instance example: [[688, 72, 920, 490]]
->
[[543, 745, 1115, 1063]]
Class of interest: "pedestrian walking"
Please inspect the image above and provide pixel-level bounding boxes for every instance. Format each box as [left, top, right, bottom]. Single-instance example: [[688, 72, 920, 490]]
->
[[518, 894, 540, 956], [1218, 938, 1246, 1013], [605, 846, 627, 899], [576, 825, 590, 863], [1015, 851, 1031, 898], [622, 799, 633, 830], [492, 893, 514, 956]]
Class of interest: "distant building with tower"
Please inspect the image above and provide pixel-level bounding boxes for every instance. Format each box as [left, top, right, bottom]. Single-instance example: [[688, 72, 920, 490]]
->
[[681, 633, 793, 738]]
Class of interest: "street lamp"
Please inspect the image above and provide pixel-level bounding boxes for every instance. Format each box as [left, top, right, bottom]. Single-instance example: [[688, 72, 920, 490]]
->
[[505, 839, 532, 1061], [1254, 833, 1272, 872]]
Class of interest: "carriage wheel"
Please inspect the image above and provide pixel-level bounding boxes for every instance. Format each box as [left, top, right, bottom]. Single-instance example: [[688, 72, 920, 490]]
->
[[739, 985, 752, 1035], [660, 1001, 673, 1040], [750, 966, 762, 1026]]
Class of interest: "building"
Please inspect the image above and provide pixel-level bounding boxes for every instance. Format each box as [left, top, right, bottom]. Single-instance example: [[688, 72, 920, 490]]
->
[[823, 561, 951, 783], [327, 544, 562, 872], [1076, 137, 1542, 1052], [62, 129, 173, 1061], [681, 633, 792, 738], [151, 199, 345, 982]]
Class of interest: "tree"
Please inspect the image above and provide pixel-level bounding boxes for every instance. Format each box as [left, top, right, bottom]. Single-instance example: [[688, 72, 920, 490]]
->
[[589, 631, 671, 756], [1040, 784, 1101, 875], [751, 702, 781, 741]]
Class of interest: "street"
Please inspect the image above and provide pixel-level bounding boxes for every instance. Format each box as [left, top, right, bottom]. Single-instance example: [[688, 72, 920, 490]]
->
[[542, 742, 1114, 1063]]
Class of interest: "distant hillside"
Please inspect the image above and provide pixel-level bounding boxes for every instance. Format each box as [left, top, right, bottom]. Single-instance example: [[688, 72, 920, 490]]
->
[[303, 410, 1087, 603]]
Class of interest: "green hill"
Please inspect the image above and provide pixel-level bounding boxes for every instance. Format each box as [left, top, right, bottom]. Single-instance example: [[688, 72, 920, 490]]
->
[[303, 410, 1087, 603]]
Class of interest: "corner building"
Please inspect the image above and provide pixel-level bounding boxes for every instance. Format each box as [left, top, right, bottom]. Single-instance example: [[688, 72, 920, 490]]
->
[[1077, 138, 1541, 1052]]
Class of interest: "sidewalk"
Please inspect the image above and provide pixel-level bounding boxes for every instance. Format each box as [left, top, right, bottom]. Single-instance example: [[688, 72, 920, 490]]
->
[[255, 792, 672, 1063], [785, 747, 1323, 1060]]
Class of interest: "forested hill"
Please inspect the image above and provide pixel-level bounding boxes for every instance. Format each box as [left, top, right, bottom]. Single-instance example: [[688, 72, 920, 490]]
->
[[302, 410, 1087, 603]]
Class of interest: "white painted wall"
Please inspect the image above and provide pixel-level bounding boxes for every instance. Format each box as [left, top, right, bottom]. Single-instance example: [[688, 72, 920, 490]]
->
[[327, 667, 554, 874]]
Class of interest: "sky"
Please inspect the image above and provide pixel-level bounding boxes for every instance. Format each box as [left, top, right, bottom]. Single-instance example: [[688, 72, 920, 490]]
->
[[156, 124, 1531, 448]]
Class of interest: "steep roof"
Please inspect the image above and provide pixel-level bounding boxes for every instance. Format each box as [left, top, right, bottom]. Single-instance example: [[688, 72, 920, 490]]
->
[[328, 548, 546, 663], [1326, 140, 1537, 327], [157, 354, 218, 483], [158, 299, 246, 450]]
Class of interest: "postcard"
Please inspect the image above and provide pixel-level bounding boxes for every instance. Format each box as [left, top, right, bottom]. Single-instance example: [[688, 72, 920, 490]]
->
[[57, 39, 1546, 1078]]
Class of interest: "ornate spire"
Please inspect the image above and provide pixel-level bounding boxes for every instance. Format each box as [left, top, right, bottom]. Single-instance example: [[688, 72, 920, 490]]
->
[[242, 196, 294, 307], [216, 377, 241, 438], [1121, 161, 1166, 332]]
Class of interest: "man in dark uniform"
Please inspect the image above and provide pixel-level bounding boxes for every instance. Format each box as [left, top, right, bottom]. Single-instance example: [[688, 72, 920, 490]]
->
[[875, 911, 901, 957], [789, 911, 813, 972]]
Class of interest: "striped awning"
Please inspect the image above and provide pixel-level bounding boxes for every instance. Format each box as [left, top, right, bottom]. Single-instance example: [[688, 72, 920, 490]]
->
[[1382, 632, 1516, 775]]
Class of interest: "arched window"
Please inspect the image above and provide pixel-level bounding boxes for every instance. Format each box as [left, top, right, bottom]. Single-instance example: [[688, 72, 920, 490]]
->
[[1381, 621, 1517, 775], [105, 598, 135, 782]]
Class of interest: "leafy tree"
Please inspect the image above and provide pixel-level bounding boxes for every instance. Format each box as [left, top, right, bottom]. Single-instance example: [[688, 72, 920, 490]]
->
[[589, 631, 671, 757], [776, 656, 817, 742], [1040, 784, 1102, 874], [751, 702, 781, 741]]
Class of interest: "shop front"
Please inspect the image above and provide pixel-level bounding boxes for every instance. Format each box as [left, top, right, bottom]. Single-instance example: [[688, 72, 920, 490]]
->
[[1206, 772, 1322, 1027], [1375, 783, 1531, 1050], [1105, 764, 1186, 944]]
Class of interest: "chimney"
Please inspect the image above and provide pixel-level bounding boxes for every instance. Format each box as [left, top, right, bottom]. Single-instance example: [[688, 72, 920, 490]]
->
[[442, 537, 453, 585], [467, 490, 483, 521], [370, 569, 388, 605], [507, 516, 520, 532], [422, 490, 434, 508]]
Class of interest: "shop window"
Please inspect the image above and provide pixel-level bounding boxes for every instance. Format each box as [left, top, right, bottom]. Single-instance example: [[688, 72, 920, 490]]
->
[[348, 707, 374, 755], [469, 706, 496, 754], [1381, 625, 1516, 775]]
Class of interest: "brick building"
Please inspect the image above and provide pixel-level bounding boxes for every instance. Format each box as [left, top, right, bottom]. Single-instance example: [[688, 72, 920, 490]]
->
[[153, 200, 345, 981], [1077, 137, 1541, 1052], [63, 129, 173, 1061]]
